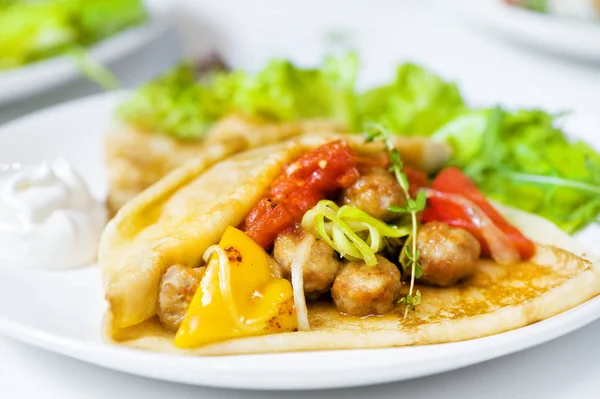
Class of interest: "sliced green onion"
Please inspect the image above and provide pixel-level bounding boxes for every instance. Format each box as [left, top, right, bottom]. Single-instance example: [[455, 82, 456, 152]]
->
[[301, 200, 410, 266], [338, 205, 409, 237]]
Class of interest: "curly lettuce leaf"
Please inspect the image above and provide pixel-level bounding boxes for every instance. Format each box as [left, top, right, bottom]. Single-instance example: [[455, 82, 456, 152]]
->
[[434, 108, 600, 232], [0, 1, 75, 69], [0, 0, 147, 70], [227, 53, 358, 125], [75, 0, 148, 45], [358, 63, 465, 136], [430, 109, 490, 166], [119, 53, 359, 140], [118, 62, 225, 140]]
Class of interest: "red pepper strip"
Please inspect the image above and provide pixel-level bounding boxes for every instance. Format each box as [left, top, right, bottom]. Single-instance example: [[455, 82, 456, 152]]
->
[[423, 189, 520, 265], [422, 206, 489, 252], [243, 140, 360, 249], [426, 166, 534, 260]]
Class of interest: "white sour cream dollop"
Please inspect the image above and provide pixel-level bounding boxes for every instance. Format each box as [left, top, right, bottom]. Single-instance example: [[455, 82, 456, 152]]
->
[[0, 159, 107, 269]]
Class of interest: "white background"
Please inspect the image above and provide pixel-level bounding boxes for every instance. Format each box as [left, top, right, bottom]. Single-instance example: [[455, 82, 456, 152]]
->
[[2, 0, 600, 397]]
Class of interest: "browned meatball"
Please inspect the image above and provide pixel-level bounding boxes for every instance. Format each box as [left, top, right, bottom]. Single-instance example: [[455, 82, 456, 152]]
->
[[341, 167, 405, 221], [331, 255, 402, 316], [156, 265, 205, 332], [273, 229, 341, 294], [417, 221, 481, 287], [267, 254, 284, 279]]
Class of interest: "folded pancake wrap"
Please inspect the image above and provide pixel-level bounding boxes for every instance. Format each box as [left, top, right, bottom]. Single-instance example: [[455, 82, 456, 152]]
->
[[100, 133, 600, 355], [105, 115, 347, 214]]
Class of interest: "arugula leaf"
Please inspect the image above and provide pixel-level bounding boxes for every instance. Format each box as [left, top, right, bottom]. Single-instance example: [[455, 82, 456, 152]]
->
[[433, 108, 600, 233], [119, 53, 359, 140], [358, 63, 465, 136]]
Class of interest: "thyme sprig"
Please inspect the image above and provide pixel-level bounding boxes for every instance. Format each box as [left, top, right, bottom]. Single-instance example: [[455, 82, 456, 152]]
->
[[365, 124, 425, 317]]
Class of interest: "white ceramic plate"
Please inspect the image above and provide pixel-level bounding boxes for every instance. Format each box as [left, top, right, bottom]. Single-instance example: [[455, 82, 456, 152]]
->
[[0, 1, 170, 106], [1, 92, 600, 390], [452, 0, 600, 62]]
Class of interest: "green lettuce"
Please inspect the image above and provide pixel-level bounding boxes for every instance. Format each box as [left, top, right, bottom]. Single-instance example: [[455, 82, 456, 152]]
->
[[358, 63, 465, 136], [433, 108, 600, 232], [0, 0, 147, 70], [119, 53, 359, 140], [226, 54, 358, 125], [118, 62, 226, 140], [119, 56, 600, 233], [0, 1, 75, 69], [511, 0, 548, 13], [76, 0, 148, 45]]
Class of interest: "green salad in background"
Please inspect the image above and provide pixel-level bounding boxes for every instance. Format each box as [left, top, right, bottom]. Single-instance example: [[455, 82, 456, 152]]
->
[[504, 0, 600, 20], [119, 53, 600, 233], [119, 53, 359, 140], [0, 0, 147, 71]]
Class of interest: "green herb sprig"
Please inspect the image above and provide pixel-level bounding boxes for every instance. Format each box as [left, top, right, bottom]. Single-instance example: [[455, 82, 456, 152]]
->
[[365, 124, 426, 316]]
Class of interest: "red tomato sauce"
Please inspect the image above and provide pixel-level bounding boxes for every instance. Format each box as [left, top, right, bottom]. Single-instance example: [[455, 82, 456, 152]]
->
[[242, 141, 360, 248]]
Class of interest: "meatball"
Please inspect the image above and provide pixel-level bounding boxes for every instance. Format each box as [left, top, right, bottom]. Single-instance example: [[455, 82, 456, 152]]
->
[[267, 254, 284, 279], [156, 265, 205, 332], [273, 229, 341, 294], [417, 221, 481, 287], [331, 255, 402, 316], [341, 167, 405, 221]]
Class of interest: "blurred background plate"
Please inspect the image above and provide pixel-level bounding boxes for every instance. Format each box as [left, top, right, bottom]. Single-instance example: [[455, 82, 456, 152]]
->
[[452, 0, 600, 62], [0, 0, 171, 107]]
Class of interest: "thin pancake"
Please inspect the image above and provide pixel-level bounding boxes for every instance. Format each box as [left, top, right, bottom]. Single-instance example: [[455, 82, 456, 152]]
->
[[101, 139, 311, 330], [100, 136, 599, 355], [105, 114, 346, 214], [106, 244, 599, 355], [105, 116, 451, 214]]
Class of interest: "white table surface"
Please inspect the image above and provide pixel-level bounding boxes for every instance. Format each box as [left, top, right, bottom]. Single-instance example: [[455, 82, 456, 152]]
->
[[2, 1, 600, 397]]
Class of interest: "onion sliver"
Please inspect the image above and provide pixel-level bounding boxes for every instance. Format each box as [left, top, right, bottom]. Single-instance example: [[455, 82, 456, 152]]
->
[[290, 234, 314, 331], [202, 245, 253, 332]]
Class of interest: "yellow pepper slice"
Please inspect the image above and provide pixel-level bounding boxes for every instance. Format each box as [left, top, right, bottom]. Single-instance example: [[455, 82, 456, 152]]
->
[[174, 226, 297, 348]]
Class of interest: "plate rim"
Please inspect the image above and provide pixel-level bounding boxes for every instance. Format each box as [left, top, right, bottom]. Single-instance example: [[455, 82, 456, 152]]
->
[[1, 91, 600, 390], [1, 293, 599, 390]]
